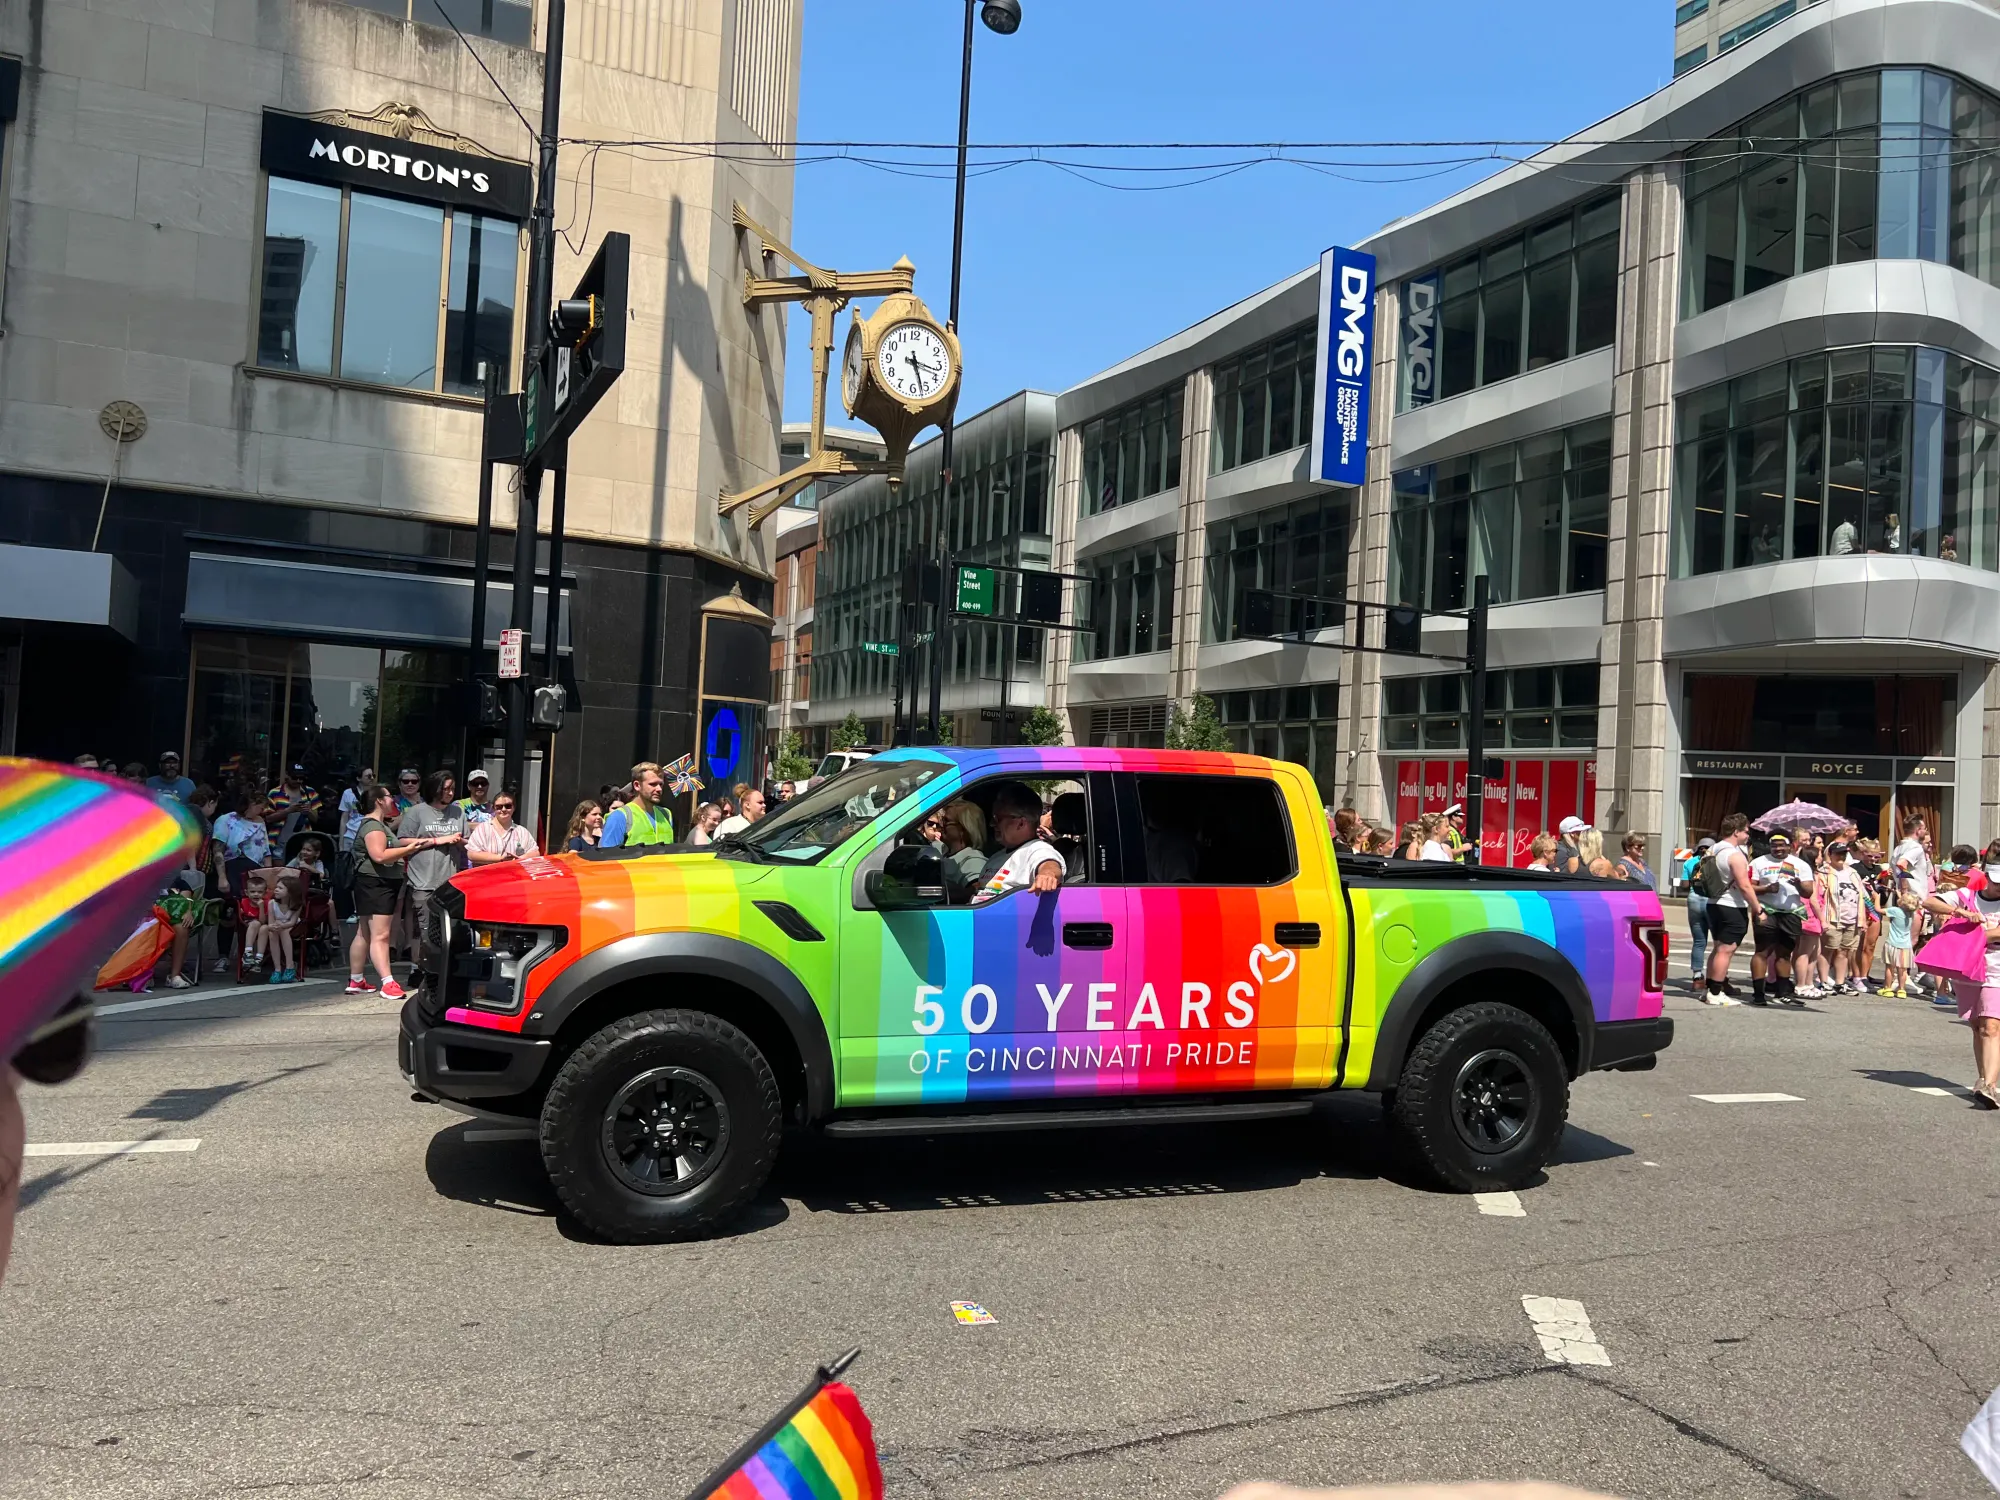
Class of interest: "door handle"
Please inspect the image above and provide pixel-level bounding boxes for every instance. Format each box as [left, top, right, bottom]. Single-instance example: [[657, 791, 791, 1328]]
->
[[1273, 922, 1320, 948], [1063, 922, 1115, 950]]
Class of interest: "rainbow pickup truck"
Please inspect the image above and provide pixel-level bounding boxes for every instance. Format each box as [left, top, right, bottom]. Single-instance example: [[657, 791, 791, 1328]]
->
[[401, 748, 1672, 1242]]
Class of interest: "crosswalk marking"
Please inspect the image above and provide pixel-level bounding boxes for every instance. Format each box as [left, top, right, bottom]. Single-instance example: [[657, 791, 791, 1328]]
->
[[1910, 1085, 1975, 1099], [1475, 1191, 1526, 1217], [1521, 1295, 1611, 1366], [98, 978, 344, 1017], [24, 1139, 202, 1158], [1691, 1092, 1802, 1104]]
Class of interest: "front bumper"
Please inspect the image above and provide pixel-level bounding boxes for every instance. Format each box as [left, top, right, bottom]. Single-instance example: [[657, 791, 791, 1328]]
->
[[1590, 1015, 1675, 1072], [399, 996, 551, 1102]]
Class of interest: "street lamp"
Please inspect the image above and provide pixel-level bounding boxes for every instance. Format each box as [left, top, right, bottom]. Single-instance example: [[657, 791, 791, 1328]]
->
[[928, 0, 1020, 740]]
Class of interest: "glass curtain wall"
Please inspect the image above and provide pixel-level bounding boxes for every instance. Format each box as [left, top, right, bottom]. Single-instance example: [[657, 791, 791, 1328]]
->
[[1683, 68, 2000, 318], [187, 634, 465, 812], [1082, 384, 1182, 514], [1391, 419, 1612, 611], [1672, 344, 2000, 574], [1215, 686, 1341, 801], [1076, 540, 1177, 663], [1401, 194, 1619, 409], [1205, 495, 1352, 641], [1382, 664, 1599, 753], [1212, 325, 1317, 470]]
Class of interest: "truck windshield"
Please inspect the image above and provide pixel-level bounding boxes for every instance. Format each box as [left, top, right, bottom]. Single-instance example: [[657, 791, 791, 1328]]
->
[[731, 759, 945, 863]]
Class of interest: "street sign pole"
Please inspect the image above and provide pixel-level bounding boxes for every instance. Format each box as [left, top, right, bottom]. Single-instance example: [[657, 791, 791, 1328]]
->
[[928, 550, 950, 742], [1465, 574, 1490, 866], [466, 386, 498, 775]]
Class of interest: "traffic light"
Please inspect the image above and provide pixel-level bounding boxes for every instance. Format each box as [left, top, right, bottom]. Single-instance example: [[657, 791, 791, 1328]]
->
[[551, 295, 602, 348], [466, 678, 504, 726], [1019, 568, 1062, 624], [1384, 606, 1423, 656], [530, 683, 567, 731]]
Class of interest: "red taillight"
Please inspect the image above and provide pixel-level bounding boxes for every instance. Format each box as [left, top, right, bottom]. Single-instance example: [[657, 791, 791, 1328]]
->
[[1632, 918, 1667, 993]]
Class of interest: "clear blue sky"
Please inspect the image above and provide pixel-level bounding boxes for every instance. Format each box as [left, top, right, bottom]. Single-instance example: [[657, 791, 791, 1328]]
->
[[784, 0, 1672, 424]]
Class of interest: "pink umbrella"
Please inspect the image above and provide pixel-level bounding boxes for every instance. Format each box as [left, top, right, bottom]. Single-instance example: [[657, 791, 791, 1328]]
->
[[1, 759, 201, 1061], [1751, 799, 1853, 836]]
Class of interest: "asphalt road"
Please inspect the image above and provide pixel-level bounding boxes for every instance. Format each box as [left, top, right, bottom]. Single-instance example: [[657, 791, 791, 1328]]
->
[[3, 963, 1996, 1500]]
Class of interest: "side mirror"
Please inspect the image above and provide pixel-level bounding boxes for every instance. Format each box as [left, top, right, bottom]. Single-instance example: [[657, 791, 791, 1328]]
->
[[867, 844, 946, 909]]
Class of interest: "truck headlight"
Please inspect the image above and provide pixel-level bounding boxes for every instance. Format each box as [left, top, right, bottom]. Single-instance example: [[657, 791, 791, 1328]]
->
[[461, 924, 563, 1013]]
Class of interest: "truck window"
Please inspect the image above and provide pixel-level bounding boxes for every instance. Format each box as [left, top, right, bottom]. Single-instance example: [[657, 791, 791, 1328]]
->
[[735, 758, 945, 862], [1129, 774, 1295, 885]]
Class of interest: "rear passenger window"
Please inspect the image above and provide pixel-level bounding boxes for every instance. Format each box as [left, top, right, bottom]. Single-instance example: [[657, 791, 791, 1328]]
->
[[1130, 775, 1295, 885]]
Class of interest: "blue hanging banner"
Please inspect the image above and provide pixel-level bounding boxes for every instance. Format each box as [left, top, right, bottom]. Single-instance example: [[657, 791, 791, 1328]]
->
[[1310, 245, 1377, 488]]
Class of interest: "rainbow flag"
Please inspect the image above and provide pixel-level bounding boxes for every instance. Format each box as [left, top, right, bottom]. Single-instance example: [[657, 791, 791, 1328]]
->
[[0, 759, 201, 1057], [688, 1352, 882, 1500]]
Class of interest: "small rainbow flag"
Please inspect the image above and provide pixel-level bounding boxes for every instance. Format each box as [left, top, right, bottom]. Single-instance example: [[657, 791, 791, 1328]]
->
[[689, 1350, 883, 1500], [0, 759, 201, 1057]]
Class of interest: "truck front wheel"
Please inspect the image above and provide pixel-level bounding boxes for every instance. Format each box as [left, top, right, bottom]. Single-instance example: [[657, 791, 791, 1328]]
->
[[540, 1008, 783, 1243], [1389, 1002, 1568, 1191]]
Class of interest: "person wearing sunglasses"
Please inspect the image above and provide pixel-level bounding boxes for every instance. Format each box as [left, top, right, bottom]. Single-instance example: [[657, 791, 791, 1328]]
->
[[467, 791, 539, 864], [393, 769, 422, 814]]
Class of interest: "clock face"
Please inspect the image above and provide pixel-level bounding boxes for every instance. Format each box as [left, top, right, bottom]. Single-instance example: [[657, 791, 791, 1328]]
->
[[841, 321, 866, 412], [876, 320, 953, 404]]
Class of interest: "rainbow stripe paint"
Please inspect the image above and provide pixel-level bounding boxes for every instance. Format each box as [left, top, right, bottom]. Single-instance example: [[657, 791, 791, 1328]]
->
[[0, 759, 202, 1051], [450, 748, 1662, 1106], [707, 1382, 883, 1500]]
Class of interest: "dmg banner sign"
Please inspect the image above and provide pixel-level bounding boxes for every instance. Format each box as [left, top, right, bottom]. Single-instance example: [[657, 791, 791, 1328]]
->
[[1310, 246, 1377, 487]]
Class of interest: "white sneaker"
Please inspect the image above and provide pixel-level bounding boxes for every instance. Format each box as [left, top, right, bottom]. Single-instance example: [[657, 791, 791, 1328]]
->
[[1701, 994, 1742, 1006], [165, 974, 194, 990]]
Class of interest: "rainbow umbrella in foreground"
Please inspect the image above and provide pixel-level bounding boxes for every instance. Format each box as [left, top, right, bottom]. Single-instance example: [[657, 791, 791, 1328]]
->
[[686, 1348, 884, 1500], [0, 759, 201, 1062]]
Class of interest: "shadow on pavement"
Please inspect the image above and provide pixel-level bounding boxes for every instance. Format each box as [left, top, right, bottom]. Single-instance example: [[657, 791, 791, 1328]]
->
[[1551, 1123, 1633, 1165], [1854, 1067, 1967, 1092], [125, 1062, 332, 1123]]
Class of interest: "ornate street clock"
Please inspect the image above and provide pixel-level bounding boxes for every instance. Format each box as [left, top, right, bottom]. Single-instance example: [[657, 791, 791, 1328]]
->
[[843, 290, 962, 478]]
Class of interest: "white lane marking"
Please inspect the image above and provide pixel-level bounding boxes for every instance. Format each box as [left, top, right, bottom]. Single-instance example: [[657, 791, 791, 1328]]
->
[[1642, 1161, 1660, 1167], [25, 1139, 202, 1158], [98, 979, 344, 1016], [1521, 1295, 1611, 1366], [1475, 1191, 1526, 1217], [463, 1128, 538, 1143], [1910, 1085, 1976, 1099], [1691, 1092, 1802, 1104]]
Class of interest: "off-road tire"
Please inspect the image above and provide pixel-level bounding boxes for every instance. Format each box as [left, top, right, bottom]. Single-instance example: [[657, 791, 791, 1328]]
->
[[540, 1008, 783, 1242], [1389, 1002, 1568, 1191]]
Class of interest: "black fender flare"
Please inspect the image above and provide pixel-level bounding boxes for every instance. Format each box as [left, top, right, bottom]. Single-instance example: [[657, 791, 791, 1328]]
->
[[1360, 931, 1596, 1090], [526, 933, 835, 1122]]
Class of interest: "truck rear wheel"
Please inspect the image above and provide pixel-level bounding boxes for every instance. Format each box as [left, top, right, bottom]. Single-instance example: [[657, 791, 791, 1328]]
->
[[1389, 1002, 1568, 1192], [540, 1008, 783, 1243]]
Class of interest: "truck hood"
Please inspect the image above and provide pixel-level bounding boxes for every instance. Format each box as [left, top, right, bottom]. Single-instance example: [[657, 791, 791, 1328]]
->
[[445, 848, 777, 939]]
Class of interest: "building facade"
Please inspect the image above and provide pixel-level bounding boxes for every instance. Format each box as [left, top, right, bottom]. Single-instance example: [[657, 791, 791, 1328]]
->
[[1028, 0, 2000, 873], [808, 390, 1056, 746], [0, 0, 801, 832]]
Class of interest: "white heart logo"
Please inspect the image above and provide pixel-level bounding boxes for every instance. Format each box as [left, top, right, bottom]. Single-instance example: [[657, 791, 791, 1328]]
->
[[1249, 943, 1296, 986]]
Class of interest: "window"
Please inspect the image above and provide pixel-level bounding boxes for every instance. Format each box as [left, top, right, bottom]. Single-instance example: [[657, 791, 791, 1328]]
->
[[1400, 195, 1618, 409], [1672, 344, 2000, 575], [1212, 327, 1316, 471], [1131, 774, 1295, 885], [1214, 686, 1341, 804], [256, 176, 520, 396], [1717, 1, 1795, 53], [1382, 664, 1598, 754], [0, 56, 17, 326], [1391, 419, 1611, 611], [1674, 45, 1708, 78], [1083, 385, 1183, 513], [1675, 0, 1708, 24], [1683, 69, 2000, 319], [1077, 540, 1176, 662], [1206, 495, 1351, 642], [343, 0, 533, 45]]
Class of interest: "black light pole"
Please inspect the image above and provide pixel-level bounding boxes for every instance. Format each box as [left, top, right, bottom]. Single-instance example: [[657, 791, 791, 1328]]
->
[[929, 0, 1020, 741], [1464, 573, 1491, 865], [503, 0, 567, 798]]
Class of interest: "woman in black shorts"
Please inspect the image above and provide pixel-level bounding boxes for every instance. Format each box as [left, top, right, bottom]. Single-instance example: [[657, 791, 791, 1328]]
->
[[344, 783, 431, 999]]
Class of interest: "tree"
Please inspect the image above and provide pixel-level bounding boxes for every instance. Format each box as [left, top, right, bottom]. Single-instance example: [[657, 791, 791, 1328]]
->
[[773, 730, 812, 781], [933, 714, 955, 746], [1017, 705, 1065, 748], [832, 712, 868, 751], [1165, 694, 1232, 752]]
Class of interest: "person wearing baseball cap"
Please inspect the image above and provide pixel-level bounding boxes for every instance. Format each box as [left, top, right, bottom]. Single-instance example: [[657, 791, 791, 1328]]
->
[[457, 769, 494, 827], [1441, 803, 1469, 862], [145, 750, 194, 805], [1555, 816, 1587, 876]]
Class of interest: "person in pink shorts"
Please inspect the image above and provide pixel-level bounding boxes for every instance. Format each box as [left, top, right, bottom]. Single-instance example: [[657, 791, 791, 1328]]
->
[[1921, 840, 2000, 1109]]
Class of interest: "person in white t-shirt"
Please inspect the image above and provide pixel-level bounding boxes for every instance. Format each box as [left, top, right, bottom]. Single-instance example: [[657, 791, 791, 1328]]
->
[[1702, 813, 1763, 1005], [1749, 832, 1814, 1004], [1890, 812, 1933, 898], [1418, 812, 1454, 862], [970, 783, 1066, 905], [714, 787, 766, 839]]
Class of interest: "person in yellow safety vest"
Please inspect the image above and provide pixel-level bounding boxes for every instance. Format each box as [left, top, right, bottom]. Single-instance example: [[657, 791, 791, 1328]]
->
[[1443, 803, 1470, 862], [600, 762, 676, 847]]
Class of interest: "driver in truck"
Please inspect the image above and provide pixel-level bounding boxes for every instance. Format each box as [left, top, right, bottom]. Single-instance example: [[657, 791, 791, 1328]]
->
[[971, 782, 1065, 905]]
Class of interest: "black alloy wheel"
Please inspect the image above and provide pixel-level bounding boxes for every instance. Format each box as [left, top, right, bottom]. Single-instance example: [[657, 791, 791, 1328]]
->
[[1450, 1048, 1533, 1154], [602, 1066, 731, 1195]]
